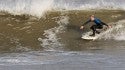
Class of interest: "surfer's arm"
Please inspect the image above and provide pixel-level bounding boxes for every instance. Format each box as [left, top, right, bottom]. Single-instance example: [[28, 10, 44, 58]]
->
[[101, 22, 108, 26], [80, 20, 91, 29], [101, 22, 111, 28], [82, 20, 91, 26]]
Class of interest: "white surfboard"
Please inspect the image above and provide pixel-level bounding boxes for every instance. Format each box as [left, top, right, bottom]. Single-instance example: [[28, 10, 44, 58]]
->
[[81, 35, 98, 40], [81, 32, 98, 40]]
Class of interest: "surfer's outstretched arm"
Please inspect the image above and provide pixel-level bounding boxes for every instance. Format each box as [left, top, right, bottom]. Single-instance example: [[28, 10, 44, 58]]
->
[[101, 22, 108, 26], [101, 22, 111, 28], [82, 20, 91, 26], [80, 20, 91, 29]]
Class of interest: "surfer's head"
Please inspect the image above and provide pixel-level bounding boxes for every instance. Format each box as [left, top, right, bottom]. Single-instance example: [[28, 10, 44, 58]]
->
[[90, 15, 95, 21]]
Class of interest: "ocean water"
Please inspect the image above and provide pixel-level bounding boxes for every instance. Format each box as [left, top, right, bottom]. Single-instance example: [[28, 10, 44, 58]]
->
[[0, 0, 125, 70]]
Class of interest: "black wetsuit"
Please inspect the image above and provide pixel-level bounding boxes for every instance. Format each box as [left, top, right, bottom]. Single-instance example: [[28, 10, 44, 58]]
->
[[82, 18, 108, 35]]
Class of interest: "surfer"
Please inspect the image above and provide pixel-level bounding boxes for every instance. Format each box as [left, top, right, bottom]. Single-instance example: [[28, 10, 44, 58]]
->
[[80, 15, 111, 36]]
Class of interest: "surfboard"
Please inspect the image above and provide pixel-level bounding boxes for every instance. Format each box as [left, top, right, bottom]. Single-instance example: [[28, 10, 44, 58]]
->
[[81, 32, 99, 40], [81, 35, 98, 40]]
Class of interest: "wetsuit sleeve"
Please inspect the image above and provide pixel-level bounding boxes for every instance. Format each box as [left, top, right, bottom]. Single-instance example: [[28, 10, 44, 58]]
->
[[82, 20, 91, 26], [101, 22, 108, 26]]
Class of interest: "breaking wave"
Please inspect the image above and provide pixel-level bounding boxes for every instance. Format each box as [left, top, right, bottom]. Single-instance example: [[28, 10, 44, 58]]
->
[[0, 0, 125, 17], [0, 0, 54, 17], [54, 0, 125, 10]]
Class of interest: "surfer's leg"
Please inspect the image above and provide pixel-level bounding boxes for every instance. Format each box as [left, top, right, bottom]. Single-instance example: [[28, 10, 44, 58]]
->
[[97, 25, 103, 29], [90, 25, 96, 36], [96, 25, 103, 34], [96, 31, 100, 34]]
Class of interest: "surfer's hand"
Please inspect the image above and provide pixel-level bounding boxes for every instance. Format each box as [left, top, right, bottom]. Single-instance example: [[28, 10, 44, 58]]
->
[[80, 26, 84, 29], [108, 25, 111, 28]]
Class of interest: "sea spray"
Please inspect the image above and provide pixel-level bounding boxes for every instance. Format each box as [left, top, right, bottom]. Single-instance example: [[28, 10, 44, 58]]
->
[[0, 0, 54, 17], [54, 0, 125, 10], [98, 20, 125, 40], [0, 0, 125, 17], [38, 16, 69, 51], [111, 20, 125, 40]]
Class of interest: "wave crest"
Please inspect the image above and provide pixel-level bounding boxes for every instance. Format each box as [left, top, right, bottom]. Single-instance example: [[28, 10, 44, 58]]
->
[[0, 0, 125, 17]]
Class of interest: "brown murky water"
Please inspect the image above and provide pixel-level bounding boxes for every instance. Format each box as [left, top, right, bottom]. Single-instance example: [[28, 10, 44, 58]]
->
[[0, 10, 125, 70]]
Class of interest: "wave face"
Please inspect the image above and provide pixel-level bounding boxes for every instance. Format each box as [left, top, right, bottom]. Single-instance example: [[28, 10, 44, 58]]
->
[[0, 0, 125, 17], [0, 10, 125, 52]]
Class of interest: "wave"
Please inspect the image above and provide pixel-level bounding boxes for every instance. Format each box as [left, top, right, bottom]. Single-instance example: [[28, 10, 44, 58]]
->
[[0, 10, 125, 52], [0, 0, 125, 17]]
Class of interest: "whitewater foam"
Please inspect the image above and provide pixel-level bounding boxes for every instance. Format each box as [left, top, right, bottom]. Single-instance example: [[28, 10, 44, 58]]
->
[[38, 16, 69, 51], [113, 20, 125, 41], [54, 0, 125, 10], [97, 20, 125, 40], [0, 0, 54, 17], [0, 0, 125, 17]]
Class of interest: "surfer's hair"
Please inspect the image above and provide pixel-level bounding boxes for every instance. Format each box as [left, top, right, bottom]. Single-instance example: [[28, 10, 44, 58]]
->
[[90, 15, 95, 17]]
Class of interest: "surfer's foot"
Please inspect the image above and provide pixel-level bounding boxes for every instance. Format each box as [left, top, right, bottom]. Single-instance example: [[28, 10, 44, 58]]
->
[[96, 31, 100, 34], [89, 34, 95, 36]]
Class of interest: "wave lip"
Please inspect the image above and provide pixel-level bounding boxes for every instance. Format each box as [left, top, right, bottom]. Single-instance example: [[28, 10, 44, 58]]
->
[[0, 0, 54, 17], [53, 0, 125, 10], [0, 0, 125, 17]]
